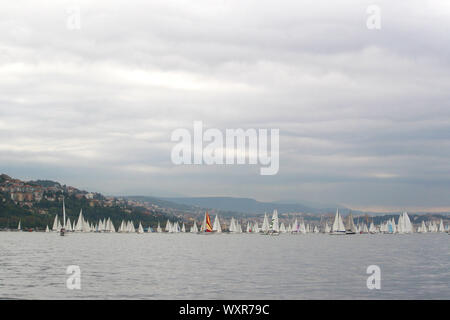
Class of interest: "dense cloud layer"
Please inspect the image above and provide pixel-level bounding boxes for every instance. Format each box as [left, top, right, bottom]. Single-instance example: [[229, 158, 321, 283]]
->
[[1, 0, 450, 211]]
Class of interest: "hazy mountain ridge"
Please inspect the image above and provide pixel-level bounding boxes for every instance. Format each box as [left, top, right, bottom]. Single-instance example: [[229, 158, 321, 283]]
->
[[162, 196, 319, 215]]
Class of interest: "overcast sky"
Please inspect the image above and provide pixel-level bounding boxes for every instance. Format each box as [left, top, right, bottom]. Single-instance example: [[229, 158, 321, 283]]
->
[[1, 0, 450, 212]]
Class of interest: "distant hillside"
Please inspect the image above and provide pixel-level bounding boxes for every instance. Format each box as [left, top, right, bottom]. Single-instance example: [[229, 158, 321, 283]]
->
[[0, 194, 171, 230], [0, 174, 175, 230], [28, 180, 61, 188], [126, 196, 196, 212], [162, 197, 316, 215]]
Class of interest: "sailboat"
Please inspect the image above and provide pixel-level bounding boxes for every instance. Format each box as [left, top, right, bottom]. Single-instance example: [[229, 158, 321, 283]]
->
[[137, 222, 144, 234], [397, 212, 413, 234], [330, 209, 346, 235], [45, 225, 50, 233], [438, 219, 445, 233], [345, 212, 356, 235], [237, 221, 243, 233], [212, 215, 222, 233], [228, 217, 237, 233], [361, 223, 369, 234], [418, 221, 427, 233], [190, 221, 198, 233], [128, 221, 136, 233], [52, 214, 60, 232], [260, 213, 270, 234], [369, 221, 377, 234], [299, 221, 306, 234], [17, 220, 22, 232], [181, 223, 186, 233], [324, 222, 331, 233], [65, 217, 72, 232], [199, 212, 213, 234], [60, 198, 66, 236], [107, 218, 115, 232], [267, 210, 280, 235], [165, 219, 171, 232], [291, 219, 299, 234], [74, 209, 84, 232]]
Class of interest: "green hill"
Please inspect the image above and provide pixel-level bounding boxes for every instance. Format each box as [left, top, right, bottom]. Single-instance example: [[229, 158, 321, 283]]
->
[[0, 192, 172, 230]]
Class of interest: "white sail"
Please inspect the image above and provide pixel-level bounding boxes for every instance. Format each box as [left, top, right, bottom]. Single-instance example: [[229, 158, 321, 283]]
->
[[397, 214, 404, 233], [331, 209, 346, 234], [65, 217, 72, 231], [62, 198, 66, 231], [253, 222, 260, 233], [229, 217, 236, 233], [119, 220, 125, 233], [391, 218, 397, 233], [270, 210, 279, 232], [261, 214, 269, 232], [52, 215, 59, 232], [368, 222, 376, 233], [18, 220, 21, 231], [82, 217, 90, 232], [165, 219, 171, 232], [198, 215, 205, 232], [108, 218, 115, 232], [292, 219, 299, 233], [156, 222, 162, 233], [75, 209, 84, 232], [403, 212, 413, 233], [190, 221, 198, 233], [45, 225, 50, 233], [345, 213, 356, 233], [324, 222, 331, 233], [300, 221, 306, 234], [126, 220, 131, 232], [280, 222, 286, 233], [438, 219, 444, 232], [138, 222, 144, 234], [213, 215, 222, 233], [362, 223, 368, 233], [396, 212, 413, 234], [419, 221, 427, 233]]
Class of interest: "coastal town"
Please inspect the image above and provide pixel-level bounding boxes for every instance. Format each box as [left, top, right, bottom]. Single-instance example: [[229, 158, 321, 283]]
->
[[0, 174, 189, 219]]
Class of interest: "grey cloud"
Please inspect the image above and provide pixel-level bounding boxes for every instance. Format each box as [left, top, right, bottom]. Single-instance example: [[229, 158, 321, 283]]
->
[[0, 0, 450, 211]]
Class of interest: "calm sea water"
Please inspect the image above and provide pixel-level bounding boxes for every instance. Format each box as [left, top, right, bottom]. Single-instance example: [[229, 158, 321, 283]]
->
[[0, 232, 448, 299]]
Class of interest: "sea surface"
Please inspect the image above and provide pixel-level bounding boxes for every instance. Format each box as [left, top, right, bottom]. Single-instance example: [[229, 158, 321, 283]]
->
[[0, 232, 448, 299]]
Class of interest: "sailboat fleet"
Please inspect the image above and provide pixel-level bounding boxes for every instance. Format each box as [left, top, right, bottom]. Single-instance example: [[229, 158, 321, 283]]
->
[[13, 201, 450, 235]]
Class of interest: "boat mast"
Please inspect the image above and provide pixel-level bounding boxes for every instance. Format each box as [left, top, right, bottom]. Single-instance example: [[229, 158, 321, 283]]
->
[[62, 197, 66, 229]]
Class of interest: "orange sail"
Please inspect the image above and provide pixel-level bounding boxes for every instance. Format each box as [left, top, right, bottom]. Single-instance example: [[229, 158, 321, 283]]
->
[[205, 212, 213, 232]]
